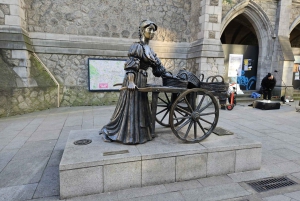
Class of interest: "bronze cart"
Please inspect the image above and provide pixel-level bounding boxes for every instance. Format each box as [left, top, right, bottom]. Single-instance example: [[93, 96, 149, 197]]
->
[[138, 71, 228, 143]]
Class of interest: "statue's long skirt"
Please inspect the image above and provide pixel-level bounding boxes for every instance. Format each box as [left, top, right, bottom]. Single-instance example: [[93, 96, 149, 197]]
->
[[100, 71, 152, 144]]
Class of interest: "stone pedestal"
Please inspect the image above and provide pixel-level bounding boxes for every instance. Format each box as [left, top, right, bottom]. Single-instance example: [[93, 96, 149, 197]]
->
[[59, 128, 262, 199]]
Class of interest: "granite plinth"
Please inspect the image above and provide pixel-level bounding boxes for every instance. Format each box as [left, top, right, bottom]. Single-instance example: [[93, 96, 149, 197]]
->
[[59, 128, 262, 199]]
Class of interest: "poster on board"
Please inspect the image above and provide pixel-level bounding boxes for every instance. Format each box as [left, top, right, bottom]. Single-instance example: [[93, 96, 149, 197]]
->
[[228, 54, 243, 77], [243, 59, 252, 71], [295, 72, 300, 80], [88, 59, 126, 91], [293, 63, 300, 73]]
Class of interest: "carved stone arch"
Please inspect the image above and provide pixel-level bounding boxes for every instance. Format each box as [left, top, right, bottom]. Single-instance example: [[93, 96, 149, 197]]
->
[[290, 15, 300, 34], [221, 0, 275, 87], [221, 1, 274, 36]]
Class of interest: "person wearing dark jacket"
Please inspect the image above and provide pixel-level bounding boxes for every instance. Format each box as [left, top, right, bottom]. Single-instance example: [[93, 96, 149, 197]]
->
[[260, 73, 276, 100]]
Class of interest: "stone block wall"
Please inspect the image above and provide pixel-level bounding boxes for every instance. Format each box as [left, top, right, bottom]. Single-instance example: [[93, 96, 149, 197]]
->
[[24, 0, 197, 42], [0, 0, 26, 29], [0, 49, 20, 87], [35, 52, 188, 108], [291, 3, 300, 25], [0, 3, 9, 25], [0, 86, 58, 117], [252, 0, 277, 28], [0, 49, 59, 118], [36, 53, 187, 87], [222, 0, 277, 30], [60, 86, 119, 107]]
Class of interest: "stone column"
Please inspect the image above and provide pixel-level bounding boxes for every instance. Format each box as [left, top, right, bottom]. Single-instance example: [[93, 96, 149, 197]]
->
[[272, 0, 294, 97], [188, 0, 225, 78], [0, 0, 35, 87]]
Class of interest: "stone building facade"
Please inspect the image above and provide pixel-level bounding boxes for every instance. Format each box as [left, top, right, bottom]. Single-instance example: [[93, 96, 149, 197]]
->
[[0, 0, 300, 117]]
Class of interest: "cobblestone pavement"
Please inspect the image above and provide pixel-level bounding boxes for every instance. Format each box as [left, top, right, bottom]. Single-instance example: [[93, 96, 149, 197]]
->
[[0, 100, 300, 201]]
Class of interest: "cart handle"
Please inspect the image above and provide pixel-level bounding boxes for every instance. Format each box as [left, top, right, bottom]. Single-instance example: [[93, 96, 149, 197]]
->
[[206, 75, 224, 83], [177, 72, 189, 80], [199, 73, 204, 82], [212, 75, 224, 83]]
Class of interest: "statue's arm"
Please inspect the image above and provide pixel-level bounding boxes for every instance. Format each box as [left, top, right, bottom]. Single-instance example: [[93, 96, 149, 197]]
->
[[151, 54, 173, 78], [124, 43, 142, 90], [127, 73, 137, 90]]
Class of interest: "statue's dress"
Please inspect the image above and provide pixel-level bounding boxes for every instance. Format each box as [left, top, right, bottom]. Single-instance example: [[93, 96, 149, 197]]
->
[[100, 42, 166, 144]]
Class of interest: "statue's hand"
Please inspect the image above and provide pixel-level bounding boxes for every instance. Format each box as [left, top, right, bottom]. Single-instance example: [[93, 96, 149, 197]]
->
[[162, 71, 173, 78], [127, 81, 137, 91]]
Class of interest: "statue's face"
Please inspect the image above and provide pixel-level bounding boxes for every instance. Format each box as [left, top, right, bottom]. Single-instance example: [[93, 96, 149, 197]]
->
[[142, 24, 156, 40]]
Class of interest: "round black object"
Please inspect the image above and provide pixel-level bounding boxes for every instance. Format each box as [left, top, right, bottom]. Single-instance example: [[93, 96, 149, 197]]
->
[[74, 139, 92, 145]]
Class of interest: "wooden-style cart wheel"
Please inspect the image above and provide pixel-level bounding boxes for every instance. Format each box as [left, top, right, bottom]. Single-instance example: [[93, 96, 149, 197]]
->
[[169, 88, 219, 142], [155, 92, 186, 127]]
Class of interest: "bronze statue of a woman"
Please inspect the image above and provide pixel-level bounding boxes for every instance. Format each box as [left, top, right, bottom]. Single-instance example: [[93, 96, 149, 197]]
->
[[100, 20, 172, 144]]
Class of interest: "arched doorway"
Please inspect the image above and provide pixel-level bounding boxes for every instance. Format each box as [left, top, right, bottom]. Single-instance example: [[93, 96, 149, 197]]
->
[[290, 23, 300, 89], [221, 0, 275, 92], [221, 14, 259, 91]]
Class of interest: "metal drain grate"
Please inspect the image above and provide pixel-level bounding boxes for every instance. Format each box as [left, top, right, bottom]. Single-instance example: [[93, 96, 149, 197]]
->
[[247, 177, 297, 192]]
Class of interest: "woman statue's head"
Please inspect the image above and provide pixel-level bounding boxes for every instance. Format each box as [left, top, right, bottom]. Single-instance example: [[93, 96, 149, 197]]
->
[[139, 20, 157, 42]]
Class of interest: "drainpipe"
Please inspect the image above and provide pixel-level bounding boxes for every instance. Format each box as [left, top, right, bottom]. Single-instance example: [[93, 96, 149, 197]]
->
[[32, 53, 60, 107]]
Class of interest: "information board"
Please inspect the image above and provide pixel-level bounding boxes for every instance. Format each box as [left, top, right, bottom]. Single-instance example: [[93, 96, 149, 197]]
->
[[228, 54, 243, 77], [88, 59, 126, 91]]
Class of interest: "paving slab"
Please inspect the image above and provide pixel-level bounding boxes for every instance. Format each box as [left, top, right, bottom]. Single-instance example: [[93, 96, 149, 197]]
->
[[33, 166, 59, 198], [0, 148, 18, 172], [228, 169, 272, 182], [265, 161, 300, 176], [28, 129, 61, 141], [47, 150, 64, 167], [12, 140, 56, 161], [120, 191, 185, 201], [64, 116, 83, 127], [180, 183, 251, 201], [4, 120, 31, 131], [284, 190, 300, 200], [262, 151, 290, 165], [4, 136, 29, 149], [263, 194, 296, 201], [164, 180, 202, 192], [0, 156, 49, 188], [117, 185, 168, 200], [26, 196, 62, 201], [0, 183, 38, 201], [17, 124, 39, 137], [66, 192, 117, 201], [271, 148, 300, 161], [0, 130, 19, 140], [198, 175, 235, 186]]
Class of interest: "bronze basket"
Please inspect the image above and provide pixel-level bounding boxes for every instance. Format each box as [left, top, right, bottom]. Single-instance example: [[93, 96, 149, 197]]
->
[[199, 82, 228, 92], [162, 77, 188, 88], [177, 70, 203, 88]]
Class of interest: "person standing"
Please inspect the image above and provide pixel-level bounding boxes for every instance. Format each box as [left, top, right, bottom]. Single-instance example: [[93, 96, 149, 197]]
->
[[261, 73, 276, 100]]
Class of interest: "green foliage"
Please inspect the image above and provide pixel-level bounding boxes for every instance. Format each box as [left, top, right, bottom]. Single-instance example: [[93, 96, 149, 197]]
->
[[30, 56, 56, 87], [0, 50, 18, 88]]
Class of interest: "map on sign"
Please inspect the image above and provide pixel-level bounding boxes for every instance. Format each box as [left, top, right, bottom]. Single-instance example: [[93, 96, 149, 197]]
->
[[88, 59, 126, 91]]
